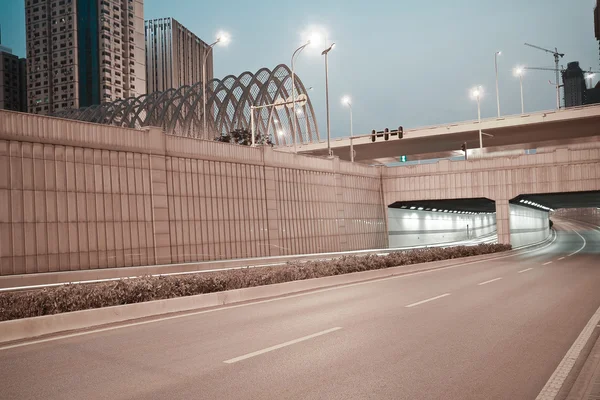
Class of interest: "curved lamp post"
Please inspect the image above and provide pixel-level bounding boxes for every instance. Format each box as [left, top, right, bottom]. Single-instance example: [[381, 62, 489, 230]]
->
[[341, 95, 354, 162], [202, 31, 230, 136], [322, 43, 335, 157]]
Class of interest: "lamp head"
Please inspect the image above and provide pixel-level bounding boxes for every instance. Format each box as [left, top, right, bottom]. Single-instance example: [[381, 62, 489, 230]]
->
[[321, 43, 335, 55], [216, 30, 231, 46], [514, 67, 524, 77], [471, 86, 483, 99]]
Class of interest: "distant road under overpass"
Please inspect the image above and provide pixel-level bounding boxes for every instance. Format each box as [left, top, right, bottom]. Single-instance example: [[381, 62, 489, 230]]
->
[[283, 104, 600, 164]]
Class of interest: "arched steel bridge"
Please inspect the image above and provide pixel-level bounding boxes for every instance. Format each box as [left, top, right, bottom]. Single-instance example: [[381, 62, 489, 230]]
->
[[52, 64, 320, 146]]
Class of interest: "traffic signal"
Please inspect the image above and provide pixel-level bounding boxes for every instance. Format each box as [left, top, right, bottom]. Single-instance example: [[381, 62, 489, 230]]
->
[[370, 127, 404, 142], [400, 155, 407, 162], [461, 142, 467, 152]]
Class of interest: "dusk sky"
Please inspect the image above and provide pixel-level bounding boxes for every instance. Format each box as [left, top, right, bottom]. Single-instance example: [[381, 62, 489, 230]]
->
[[1, 0, 598, 139]]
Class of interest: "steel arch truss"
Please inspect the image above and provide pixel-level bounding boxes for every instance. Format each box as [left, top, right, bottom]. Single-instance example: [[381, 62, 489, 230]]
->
[[53, 64, 320, 145]]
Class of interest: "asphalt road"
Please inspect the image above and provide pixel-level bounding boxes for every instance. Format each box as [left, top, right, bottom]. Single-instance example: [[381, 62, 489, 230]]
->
[[1, 219, 599, 400]]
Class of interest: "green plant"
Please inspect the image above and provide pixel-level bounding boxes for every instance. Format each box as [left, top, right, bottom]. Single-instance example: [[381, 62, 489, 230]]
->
[[0, 243, 511, 321]]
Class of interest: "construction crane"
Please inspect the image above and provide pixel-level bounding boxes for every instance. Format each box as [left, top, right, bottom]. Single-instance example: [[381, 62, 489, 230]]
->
[[524, 43, 565, 109], [524, 66, 600, 89]]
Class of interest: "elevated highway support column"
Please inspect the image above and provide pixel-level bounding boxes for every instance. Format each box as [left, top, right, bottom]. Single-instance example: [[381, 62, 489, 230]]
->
[[495, 198, 511, 245]]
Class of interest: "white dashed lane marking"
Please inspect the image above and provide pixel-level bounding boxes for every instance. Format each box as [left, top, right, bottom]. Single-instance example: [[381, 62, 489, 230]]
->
[[478, 277, 503, 286]]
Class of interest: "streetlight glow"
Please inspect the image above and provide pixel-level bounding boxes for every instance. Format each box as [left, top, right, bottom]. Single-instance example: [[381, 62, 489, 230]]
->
[[514, 67, 524, 76], [341, 95, 351, 106], [301, 27, 327, 48], [277, 130, 284, 137], [216, 30, 231, 46], [471, 86, 482, 99]]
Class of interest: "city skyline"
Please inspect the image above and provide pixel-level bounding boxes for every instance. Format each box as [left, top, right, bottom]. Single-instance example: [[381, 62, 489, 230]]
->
[[1, 0, 599, 137]]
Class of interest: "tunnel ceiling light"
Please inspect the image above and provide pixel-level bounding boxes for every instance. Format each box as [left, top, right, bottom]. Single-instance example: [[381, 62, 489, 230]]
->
[[410, 206, 416, 210], [520, 199, 525, 203], [400, 205, 407, 209], [418, 207, 424, 210], [432, 208, 437, 212], [443, 210, 448, 212]]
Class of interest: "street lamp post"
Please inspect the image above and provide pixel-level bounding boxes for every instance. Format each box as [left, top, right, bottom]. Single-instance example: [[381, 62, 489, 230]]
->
[[291, 42, 311, 153], [202, 31, 230, 137], [471, 86, 483, 148], [495, 51, 501, 118], [342, 96, 354, 162], [322, 43, 335, 157], [514, 67, 525, 114]]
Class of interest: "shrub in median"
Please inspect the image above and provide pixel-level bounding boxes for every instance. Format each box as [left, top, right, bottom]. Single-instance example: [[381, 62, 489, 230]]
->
[[0, 243, 511, 321]]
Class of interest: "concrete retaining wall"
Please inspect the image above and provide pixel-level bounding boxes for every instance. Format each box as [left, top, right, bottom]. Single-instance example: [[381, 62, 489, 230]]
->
[[388, 208, 496, 247], [553, 208, 600, 226], [509, 203, 550, 248], [0, 110, 387, 275], [383, 146, 600, 245]]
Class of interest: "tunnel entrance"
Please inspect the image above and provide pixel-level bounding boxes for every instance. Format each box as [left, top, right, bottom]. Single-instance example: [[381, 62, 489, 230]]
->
[[387, 198, 496, 248], [509, 190, 600, 248]]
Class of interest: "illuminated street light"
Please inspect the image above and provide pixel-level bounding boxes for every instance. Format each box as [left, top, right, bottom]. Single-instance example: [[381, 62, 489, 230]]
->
[[471, 86, 483, 148], [495, 51, 501, 117], [322, 42, 335, 157], [341, 95, 354, 162], [203, 30, 231, 136], [291, 40, 311, 153], [514, 67, 525, 114]]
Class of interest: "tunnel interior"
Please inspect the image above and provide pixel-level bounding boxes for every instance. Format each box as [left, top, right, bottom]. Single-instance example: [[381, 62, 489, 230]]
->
[[387, 198, 497, 248], [511, 190, 600, 211], [509, 190, 600, 248], [388, 197, 496, 214]]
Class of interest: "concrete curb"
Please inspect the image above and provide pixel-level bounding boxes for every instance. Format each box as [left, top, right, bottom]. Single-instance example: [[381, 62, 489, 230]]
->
[[0, 250, 518, 345], [0, 244, 483, 290]]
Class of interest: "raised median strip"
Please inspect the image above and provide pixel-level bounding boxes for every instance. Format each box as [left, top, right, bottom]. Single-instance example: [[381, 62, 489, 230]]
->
[[0, 233, 558, 346], [0, 244, 526, 345]]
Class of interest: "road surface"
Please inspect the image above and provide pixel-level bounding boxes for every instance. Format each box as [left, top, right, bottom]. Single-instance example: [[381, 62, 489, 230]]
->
[[1, 219, 599, 400]]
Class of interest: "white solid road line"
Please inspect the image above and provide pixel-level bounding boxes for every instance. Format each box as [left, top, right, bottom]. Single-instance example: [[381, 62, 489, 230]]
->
[[405, 293, 451, 308], [543, 261, 553, 266], [558, 257, 565, 261], [223, 327, 342, 364], [567, 230, 587, 257], [518, 268, 534, 273], [536, 304, 600, 400], [478, 277, 503, 286]]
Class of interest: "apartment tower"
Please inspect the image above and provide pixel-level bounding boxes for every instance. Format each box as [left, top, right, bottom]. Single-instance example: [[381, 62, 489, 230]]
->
[[145, 17, 213, 94], [25, 0, 146, 114]]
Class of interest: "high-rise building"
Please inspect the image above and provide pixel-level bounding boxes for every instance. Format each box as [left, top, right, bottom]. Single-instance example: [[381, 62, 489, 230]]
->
[[595, 0, 600, 68], [0, 39, 27, 112], [145, 17, 213, 94], [25, 0, 146, 115], [562, 62, 587, 108]]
